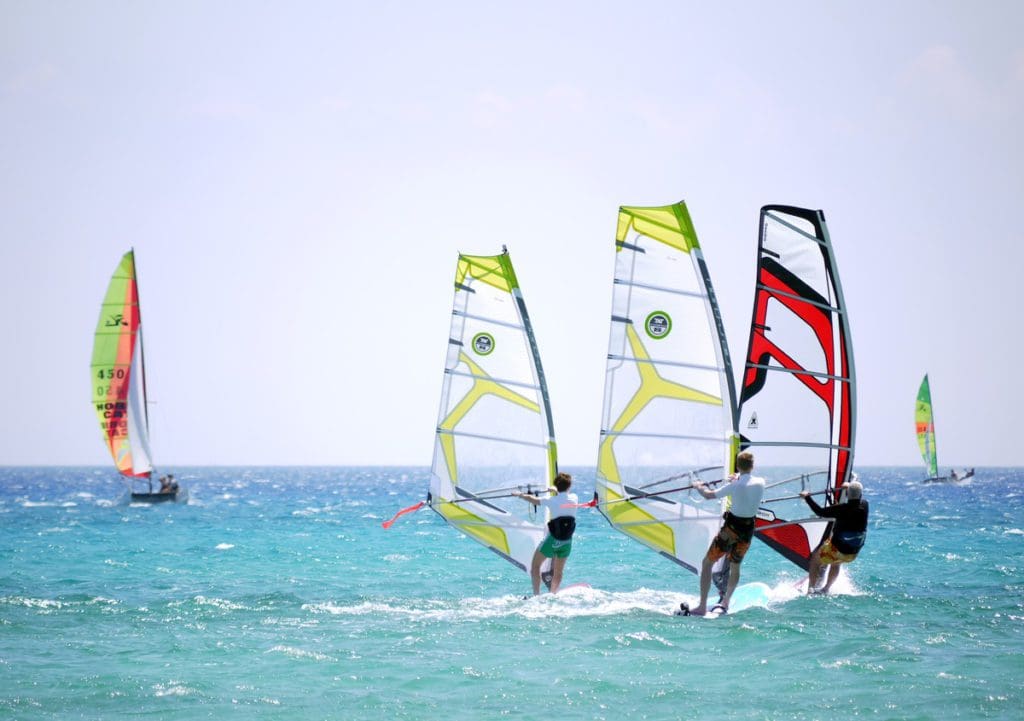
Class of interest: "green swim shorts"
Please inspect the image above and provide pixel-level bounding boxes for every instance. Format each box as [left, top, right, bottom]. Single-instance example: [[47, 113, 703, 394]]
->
[[538, 534, 572, 559]]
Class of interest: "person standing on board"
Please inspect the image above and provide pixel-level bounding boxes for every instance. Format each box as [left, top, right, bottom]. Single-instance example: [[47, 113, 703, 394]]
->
[[800, 477, 869, 594], [685, 451, 765, 615], [515, 473, 577, 595]]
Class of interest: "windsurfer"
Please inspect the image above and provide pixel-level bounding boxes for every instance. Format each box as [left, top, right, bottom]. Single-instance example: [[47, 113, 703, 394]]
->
[[515, 472, 577, 595], [800, 478, 868, 594], [686, 451, 765, 615]]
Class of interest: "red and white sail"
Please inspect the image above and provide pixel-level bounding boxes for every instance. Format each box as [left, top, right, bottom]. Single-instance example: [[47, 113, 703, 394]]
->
[[737, 206, 856, 570]]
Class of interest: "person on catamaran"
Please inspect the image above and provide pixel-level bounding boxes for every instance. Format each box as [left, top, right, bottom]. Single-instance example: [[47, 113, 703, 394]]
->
[[515, 472, 577, 596], [159, 474, 178, 493], [800, 478, 868, 594], [685, 451, 765, 616]]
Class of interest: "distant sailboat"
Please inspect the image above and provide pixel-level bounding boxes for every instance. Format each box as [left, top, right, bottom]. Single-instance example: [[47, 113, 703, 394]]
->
[[91, 250, 183, 503], [916, 374, 973, 483]]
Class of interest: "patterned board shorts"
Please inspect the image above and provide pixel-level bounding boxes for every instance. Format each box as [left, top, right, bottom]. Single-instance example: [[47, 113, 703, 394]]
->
[[538, 535, 572, 559], [706, 519, 754, 564], [818, 538, 858, 565]]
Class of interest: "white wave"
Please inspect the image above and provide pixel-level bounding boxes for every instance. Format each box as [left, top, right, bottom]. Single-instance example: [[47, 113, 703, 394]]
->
[[187, 596, 249, 611], [2, 596, 64, 609], [154, 682, 195, 697], [614, 631, 675, 647], [215, 543, 235, 550], [302, 574, 854, 623], [266, 645, 336, 662], [1004, 528, 1024, 536]]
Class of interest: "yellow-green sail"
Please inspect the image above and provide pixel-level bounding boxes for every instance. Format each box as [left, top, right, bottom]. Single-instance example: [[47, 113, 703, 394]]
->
[[428, 249, 557, 576], [596, 202, 738, 574]]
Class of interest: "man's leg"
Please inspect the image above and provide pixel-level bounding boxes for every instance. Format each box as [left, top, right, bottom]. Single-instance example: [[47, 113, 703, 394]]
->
[[720, 560, 742, 610], [530, 550, 545, 596], [549, 556, 567, 593], [822, 562, 842, 593], [690, 553, 715, 616], [806, 549, 823, 594]]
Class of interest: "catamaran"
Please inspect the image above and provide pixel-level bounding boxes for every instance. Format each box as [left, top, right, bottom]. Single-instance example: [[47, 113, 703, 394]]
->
[[916, 374, 973, 483], [594, 202, 739, 581], [736, 205, 855, 573], [91, 250, 183, 503], [425, 248, 559, 585]]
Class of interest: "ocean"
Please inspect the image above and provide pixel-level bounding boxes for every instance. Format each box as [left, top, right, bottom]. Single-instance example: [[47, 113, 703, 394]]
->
[[1, 466, 1021, 720]]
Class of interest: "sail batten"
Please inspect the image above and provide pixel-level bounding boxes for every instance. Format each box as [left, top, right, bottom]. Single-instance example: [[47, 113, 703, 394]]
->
[[737, 205, 856, 571], [595, 201, 738, 575], [428, 250, 557, 579]]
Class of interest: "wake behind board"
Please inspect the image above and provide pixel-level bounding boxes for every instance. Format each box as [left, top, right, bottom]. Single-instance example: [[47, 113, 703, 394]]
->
[[675, 582, 772, 618], [556, 582, 590, 594]]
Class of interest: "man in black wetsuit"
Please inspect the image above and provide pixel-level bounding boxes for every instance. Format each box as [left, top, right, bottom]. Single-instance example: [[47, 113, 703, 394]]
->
[[800, 478, 868, 594]]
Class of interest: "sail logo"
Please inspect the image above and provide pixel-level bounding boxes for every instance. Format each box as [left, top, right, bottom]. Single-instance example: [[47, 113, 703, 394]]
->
[[472, 332, 495, 356], [747, 412, 758, 429], [105, 314, 128, 327], [644, 311, 672, 340]]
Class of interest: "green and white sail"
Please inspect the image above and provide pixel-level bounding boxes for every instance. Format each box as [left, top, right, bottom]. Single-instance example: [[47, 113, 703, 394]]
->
[[595, 202, 738, 574], [916, 374, 938, 479], [90, 250, 154, 479], [428, 249, 557, 577]]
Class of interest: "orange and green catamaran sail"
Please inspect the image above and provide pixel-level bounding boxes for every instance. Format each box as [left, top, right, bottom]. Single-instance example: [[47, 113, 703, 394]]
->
[[90, 250, 153, 478], [915, 374, 938, 479]]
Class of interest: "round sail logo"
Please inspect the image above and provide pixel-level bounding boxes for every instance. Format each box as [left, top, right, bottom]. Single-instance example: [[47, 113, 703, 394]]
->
[[644, 311, 672, 340], [472, 332, 495, 356]]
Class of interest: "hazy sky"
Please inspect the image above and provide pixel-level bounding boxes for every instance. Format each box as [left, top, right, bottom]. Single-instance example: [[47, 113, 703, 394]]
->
[[2, 2, 1021, 468]]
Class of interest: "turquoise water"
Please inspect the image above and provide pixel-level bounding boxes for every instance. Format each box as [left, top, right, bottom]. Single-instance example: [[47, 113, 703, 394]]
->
[[2, 466, 1022, 720]]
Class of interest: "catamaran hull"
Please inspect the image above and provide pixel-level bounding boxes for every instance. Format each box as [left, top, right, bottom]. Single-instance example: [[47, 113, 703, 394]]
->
[[130, 488, 187, 504]]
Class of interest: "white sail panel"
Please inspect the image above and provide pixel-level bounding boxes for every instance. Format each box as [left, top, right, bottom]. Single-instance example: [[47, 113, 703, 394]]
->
[[124, 330, 153, 475]]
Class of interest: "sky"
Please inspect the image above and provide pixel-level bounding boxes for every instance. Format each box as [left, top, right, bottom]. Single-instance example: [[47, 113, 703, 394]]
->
[[1, 1, 1021, 468]]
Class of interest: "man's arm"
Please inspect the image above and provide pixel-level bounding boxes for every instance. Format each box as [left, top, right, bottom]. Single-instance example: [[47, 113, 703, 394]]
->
[[800, 491, 839, 518], [515, 492, 541, 507], [694, 480, 730, 500]]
